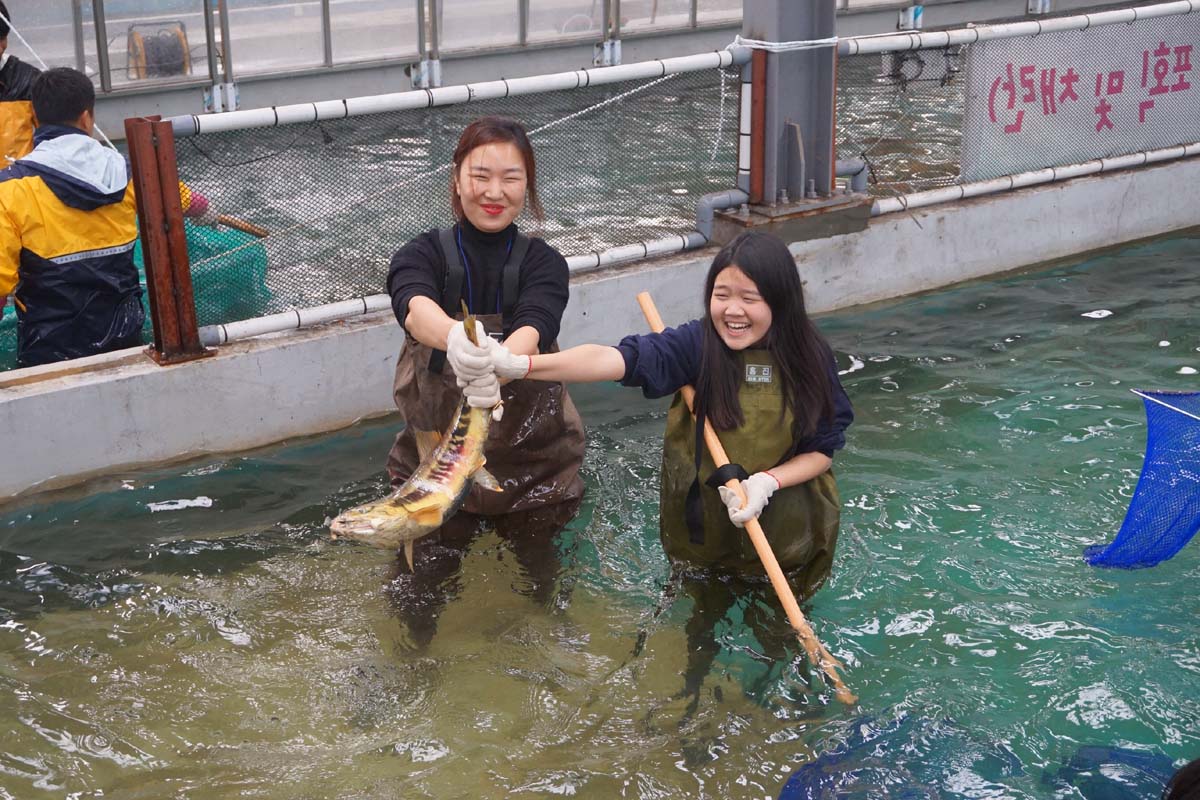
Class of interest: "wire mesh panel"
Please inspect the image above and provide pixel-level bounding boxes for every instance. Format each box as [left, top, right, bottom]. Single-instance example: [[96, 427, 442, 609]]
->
[[174, 66, 739, 326], [837, 49, 966, 195], [962, 13, 1200, 181], [836, 8, 1200, 194]]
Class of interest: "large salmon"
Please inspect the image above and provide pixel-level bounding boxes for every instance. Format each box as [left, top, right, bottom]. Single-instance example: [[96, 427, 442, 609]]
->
[[329, 308, 502, 568]]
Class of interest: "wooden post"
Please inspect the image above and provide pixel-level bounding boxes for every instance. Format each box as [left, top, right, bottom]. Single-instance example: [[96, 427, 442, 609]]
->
[[124, 115, 211, 365]]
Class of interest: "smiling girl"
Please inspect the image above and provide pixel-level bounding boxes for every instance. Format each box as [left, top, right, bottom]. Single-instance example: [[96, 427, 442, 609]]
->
[[477, 231, 853, 692]]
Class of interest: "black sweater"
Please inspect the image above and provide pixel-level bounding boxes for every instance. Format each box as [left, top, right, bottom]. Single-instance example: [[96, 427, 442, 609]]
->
[[386, 218, 569, 349]]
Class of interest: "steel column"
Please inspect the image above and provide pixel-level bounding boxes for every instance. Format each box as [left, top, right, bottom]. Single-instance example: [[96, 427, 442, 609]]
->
[[124, 117, 209, 364], [321, 0, 334, 66], [92, 0, 111, 93], [742, 0, 838, 203]]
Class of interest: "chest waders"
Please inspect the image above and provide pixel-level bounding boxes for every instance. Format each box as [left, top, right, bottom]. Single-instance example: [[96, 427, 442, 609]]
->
[[659, 349, 840, 600], [386, 227, 586, 515]]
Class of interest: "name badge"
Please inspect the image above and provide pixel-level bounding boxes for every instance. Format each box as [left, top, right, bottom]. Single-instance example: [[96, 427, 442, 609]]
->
[[745, 364, 773, 384]]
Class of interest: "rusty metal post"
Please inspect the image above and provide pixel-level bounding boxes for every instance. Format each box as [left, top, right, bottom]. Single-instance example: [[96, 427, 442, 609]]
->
[[749, 48, 767, 205], [124, 115, 211, 365]]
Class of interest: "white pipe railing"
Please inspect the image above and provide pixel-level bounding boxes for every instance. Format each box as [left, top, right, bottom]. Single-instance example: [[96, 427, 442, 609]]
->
[[870, 141, 1200, 216], [170, 48, 751, 137], [839, 0, 1197, 55], [200, 233, 712, 346]]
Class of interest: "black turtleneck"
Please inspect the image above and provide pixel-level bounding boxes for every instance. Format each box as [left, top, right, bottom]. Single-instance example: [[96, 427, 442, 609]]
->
[[387, 217, 569, 349]]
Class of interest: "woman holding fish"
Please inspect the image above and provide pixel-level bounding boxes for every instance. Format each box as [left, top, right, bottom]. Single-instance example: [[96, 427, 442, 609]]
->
[[464, 231, 853, 695], [381, 116, 585, 641]]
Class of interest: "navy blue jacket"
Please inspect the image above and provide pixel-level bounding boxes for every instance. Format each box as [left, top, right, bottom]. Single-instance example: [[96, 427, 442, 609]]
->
[[616, 319, 853, 456]]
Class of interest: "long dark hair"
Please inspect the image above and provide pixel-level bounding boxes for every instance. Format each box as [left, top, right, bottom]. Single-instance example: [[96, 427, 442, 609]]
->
[[450, 116, 544, 222], [695, 232, 836, 439]]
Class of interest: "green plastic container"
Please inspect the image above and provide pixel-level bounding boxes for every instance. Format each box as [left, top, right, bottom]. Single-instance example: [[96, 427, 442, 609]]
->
[[0, 226, 270, 371]]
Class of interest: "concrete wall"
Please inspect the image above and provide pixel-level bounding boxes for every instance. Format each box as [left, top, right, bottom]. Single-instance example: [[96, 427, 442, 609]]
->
[[3, 156, 1198, 500]]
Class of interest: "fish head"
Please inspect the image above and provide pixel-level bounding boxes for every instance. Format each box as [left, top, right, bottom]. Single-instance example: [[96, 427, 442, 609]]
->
[[328, 501, 429, 551]]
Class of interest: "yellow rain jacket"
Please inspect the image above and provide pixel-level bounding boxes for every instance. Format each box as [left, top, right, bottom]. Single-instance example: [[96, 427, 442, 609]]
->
[[0, 54, 38, 164], [0, 124, 143, 367]]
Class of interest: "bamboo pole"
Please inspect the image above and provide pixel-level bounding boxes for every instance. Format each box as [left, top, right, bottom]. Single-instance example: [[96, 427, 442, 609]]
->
[[637, 291, 856, 705]]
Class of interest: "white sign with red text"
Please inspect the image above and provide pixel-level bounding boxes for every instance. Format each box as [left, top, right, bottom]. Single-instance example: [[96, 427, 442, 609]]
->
[[962, 14, 1199, 181]]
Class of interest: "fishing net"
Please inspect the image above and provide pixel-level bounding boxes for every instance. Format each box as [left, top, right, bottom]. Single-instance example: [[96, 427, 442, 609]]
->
[[0, 226, 268, 371], [1085, 390, 1200, 569], [171, 65, 740, 327]]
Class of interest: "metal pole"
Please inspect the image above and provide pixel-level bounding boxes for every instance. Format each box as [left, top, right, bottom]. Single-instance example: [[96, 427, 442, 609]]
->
[[612, 0, 621, 38], [742, 0, 837, 203], [124, 116, 209, 364], [416, 0, 426, 58], [202, 0, 219, 84], [321, 0, 334, 66], [519, 0, 528, 46], [71, 0, 86, 72], [429, 0, 440, 59], [92, 0, 111, 93], [217, 0, 235, 82], [689, 0, 698, 28]]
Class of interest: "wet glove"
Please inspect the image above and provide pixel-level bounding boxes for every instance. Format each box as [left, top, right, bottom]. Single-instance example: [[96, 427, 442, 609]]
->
[[717, 471, 780, 528], [459, 373, 501, 411], [445, 321, 493, 382], [486, 338, 533, 380]]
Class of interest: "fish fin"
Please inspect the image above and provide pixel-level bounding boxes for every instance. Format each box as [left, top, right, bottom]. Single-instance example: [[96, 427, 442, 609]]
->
[[474, 465, 503, 493], [409, 504, 445, 527], [404, 541, 414, 571], [413, 429, 441, 463]]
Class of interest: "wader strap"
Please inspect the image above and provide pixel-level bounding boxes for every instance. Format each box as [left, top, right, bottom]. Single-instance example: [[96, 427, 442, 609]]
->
[[429, 227, 467, 374], [501, 234, 530, 329], [706, 463, 749, 490], [685, 412, 707, 545]]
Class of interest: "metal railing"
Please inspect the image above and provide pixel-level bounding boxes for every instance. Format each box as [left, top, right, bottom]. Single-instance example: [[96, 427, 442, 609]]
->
[[22, 1, 743, 99]]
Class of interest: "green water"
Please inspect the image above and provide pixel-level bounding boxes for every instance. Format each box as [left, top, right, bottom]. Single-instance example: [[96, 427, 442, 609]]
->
[[1, 234, 1198, 798]]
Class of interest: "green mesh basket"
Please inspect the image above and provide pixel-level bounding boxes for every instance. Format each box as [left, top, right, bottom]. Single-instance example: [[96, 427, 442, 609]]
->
[[0, 225, 270, 371]]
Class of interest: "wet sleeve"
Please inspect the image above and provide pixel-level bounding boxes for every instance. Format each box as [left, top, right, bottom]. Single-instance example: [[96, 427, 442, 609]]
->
[[386, 232, 442, 329], [510, 239, 569, 350], [797, 353, 854, 457], [616, 319, 703, 399]]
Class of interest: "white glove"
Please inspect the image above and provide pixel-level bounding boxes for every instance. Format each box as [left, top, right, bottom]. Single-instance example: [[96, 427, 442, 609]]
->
[[717, 471, 780, 528], [486, 337, 532, 380], [460, 372, 501, 410], [446, 321, 493, 382]]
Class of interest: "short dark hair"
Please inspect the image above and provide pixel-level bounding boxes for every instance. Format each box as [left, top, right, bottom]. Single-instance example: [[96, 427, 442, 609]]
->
[[0, 2, 11, 39], [31, 68, 96, 127]]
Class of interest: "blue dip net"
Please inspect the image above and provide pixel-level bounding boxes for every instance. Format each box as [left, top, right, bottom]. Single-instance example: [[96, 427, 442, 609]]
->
[[1085, 390, 1200, 569]]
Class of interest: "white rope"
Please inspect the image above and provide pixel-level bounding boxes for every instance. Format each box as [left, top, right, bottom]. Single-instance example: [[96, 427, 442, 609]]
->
[[728, 34, 839, 53], [1131, 389, 1200, 423], [0, 10, 117, 150]]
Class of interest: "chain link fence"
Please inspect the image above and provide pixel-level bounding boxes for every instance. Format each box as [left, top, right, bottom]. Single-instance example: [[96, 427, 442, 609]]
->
[[172, 65, 740, 327]]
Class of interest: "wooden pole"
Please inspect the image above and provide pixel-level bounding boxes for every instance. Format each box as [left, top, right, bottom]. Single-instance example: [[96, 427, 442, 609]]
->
[[216, 214, 269, 238], [637, 291, 856, 705]]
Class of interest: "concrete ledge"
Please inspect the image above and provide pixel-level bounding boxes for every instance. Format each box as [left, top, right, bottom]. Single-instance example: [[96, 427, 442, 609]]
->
[[3, 156, 1198, 500]]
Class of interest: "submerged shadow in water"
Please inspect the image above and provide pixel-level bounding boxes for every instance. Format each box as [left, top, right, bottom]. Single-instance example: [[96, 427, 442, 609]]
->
[[383, 496, 583, 649]]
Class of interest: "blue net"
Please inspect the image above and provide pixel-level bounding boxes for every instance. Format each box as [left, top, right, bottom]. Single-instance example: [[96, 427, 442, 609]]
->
[[1085, 391, 1200, 569]]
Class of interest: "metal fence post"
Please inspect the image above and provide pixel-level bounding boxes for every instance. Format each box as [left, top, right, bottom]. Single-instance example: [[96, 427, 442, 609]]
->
[[92, 0, 111, 93], [321, 0, 334, 66], [71, 0, 86, 72], [519, 0, 529, 46], [124, 116, 210, 365]]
